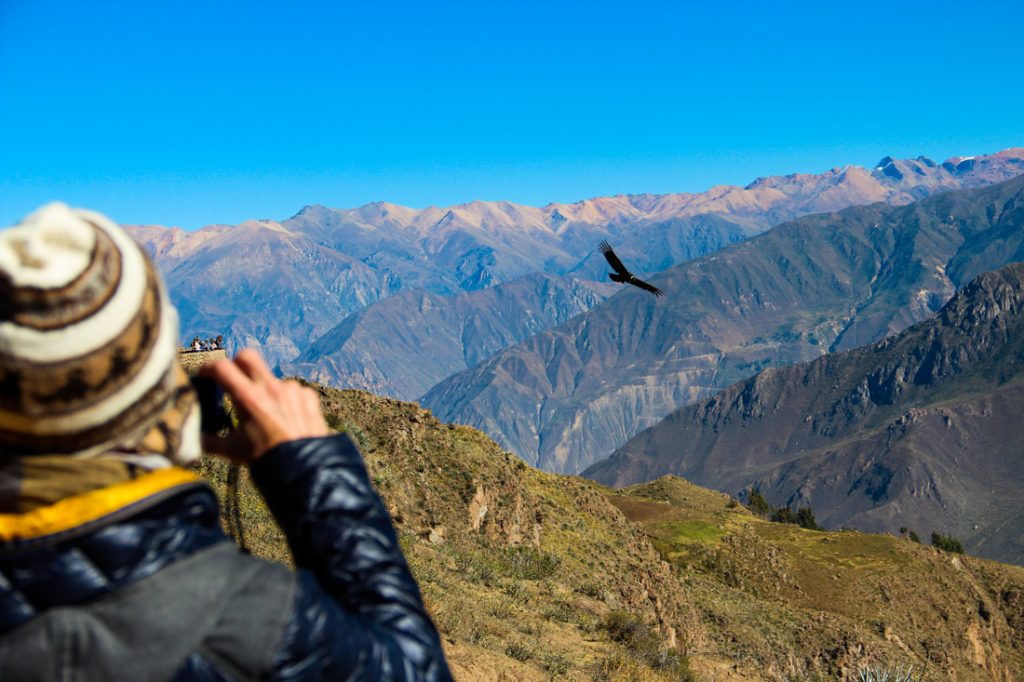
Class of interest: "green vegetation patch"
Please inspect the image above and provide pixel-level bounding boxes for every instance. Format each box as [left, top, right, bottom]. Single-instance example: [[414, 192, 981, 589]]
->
[[651, 519, 726, 545]]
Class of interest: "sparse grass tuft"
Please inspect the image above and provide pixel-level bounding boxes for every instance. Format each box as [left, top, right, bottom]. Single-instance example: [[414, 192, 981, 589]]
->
[[857, 664, 923, 681], [501, 546, 561, 580], [541, 651, 572, 677], [504, 639, 534, 662]]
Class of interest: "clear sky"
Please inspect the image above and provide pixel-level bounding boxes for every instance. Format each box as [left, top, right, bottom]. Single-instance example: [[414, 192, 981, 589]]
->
[[2, 0, 1022, 229]]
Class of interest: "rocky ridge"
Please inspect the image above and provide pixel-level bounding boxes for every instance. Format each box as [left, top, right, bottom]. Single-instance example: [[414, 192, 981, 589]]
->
[[279, 273, 614, 400], [586, 262, 1024, 564], [423, 174, 1024, 475], [131, 149, 1024, 370]]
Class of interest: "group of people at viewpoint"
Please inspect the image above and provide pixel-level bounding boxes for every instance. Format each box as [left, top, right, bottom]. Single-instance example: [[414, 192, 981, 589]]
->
[[0, 203, 453, 681], [188, 334, 225, 352]]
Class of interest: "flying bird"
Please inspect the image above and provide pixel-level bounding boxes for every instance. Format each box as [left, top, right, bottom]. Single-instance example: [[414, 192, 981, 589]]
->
[[597, 240, 664, 297]]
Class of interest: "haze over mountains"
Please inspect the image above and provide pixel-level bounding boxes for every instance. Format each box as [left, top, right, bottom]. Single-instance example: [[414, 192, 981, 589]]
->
[[131, 147, 1024, 565], [422, 173, 1024, 475], [586, 263, 1024, 564], [281, 274, 614, 399], [130, 149, 1024, 372]]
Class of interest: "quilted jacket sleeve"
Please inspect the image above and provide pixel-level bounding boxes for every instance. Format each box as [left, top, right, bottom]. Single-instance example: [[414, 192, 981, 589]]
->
[[250, 434, 452, 681]]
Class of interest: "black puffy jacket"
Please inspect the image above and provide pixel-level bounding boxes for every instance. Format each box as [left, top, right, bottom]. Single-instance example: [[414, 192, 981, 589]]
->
[[0, 435, 453, 681]]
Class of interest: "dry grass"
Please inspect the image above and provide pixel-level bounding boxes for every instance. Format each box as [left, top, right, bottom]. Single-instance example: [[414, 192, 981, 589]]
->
[[191, 384, 1024, 681]]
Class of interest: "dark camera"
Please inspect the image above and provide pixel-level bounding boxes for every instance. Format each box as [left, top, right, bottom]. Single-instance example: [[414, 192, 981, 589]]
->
[[190, 376, 232, 434]]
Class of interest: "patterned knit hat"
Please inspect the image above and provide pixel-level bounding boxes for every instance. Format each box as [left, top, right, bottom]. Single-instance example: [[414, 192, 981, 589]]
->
[[0, 203, 200, 465]]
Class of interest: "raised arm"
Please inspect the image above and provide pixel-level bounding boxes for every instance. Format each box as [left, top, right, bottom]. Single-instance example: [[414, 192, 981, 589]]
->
[[200, 350, 451, 681]]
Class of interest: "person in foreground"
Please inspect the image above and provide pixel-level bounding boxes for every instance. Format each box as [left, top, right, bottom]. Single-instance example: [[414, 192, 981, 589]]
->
[[0, 204, 453, 681]]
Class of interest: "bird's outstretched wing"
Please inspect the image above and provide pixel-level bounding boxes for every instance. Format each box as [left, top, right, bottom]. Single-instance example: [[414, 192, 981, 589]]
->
[[598, 240, 630, 277], [631, 278, 664, 297]]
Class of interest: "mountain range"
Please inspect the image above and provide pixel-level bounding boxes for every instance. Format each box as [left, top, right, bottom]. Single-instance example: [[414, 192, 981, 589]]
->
[[279, 274, 614, 399], [422, 173, 1024, 475], [129, 149, 1024, 372], [585, 262, 1024, 565]]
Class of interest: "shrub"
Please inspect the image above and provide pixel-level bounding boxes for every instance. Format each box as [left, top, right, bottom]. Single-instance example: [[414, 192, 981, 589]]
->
[[501, 580, 530, 602], [575, 581, 603, 599], [745, 487, 772, 517], [542, 599, 575, 623], [796, 506, 821, 530], [771, 506, 797, 524], [661, 653, 698, 682], [489, 597, 516, 619], [505, 640, 533, 662], [324, 412, 345, 432], [769, 504, 821, 530], [454, 551, 499, 586], [600, 609, 687, 675], [601, 610, 647, 644], [909, 530, 921, 544], [541, 652, 571, 677], [931, 531, 964, 554], [500, 546, 560, 580]]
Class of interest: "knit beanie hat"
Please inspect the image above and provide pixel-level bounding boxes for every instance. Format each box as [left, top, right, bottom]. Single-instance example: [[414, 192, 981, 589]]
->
[[0, 203, 200, 465]]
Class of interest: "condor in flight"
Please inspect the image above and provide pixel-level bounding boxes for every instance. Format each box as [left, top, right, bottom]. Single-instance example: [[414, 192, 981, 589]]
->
[[597, 240, 664, 297]]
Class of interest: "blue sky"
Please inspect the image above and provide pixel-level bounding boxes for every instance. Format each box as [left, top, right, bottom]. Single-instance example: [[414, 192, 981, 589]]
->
[[2, 0, 1022, 229]]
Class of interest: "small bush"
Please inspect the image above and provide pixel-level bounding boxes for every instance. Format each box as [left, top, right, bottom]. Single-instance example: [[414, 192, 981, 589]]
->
[[324, 412, 345, 432], [600, 610, 694, 678], [505, 640, 533, 662], [660, 653, 698, 682], [796, 506, 821, 530], [589, 653, 643, 682], [771, 506, 797, 524], [542, 599, 575, 623], [931, 531, 964, 554], [745, 487, 773, 517], [575, 581, 603, 599], [574, 612, 600, 634], [454, 552, 499, 586], [489, 597, 516, 619], [909, 530, 921, 544], [500, 546, 560, 580], [602, 610, 647, 644], [770, 504, 821, 530], [502, 580, 530, 602], [541, 652, 572, 677]]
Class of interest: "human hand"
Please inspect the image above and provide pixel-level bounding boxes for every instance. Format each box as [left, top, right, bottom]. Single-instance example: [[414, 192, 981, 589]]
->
[[198, 349, 330, 463]]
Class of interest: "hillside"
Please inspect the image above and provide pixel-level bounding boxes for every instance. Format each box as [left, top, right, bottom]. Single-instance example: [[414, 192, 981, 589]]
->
[[280, 273, 614, 400], [200, 385, 1024, 681], [585, 263, 1024, 565], [422, 174, 1024, 476], [132, 220, 398, 365], [132, 148, 1024, 370]]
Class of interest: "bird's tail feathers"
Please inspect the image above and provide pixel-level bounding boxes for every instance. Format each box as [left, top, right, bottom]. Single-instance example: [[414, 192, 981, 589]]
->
[[609, 272, 627, 283]]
